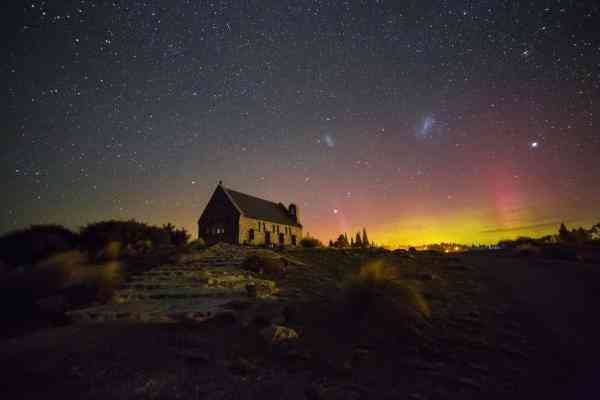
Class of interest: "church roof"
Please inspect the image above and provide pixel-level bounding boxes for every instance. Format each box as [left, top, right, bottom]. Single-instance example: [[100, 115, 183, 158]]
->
[[222, 186, 302, 227]]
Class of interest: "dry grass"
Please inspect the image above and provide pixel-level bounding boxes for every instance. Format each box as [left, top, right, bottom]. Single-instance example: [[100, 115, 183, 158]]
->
[[35, 250, 123, 303], [343, 259, 430, 320]]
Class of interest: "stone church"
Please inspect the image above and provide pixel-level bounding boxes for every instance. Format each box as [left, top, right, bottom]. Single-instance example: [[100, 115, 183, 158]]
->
[[198, 182, 303, 246]]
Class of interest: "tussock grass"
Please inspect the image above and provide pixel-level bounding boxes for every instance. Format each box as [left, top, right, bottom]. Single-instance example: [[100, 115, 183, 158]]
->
[[99, 241, 123, 261], [343, 260, 430, 320], [35, 250, 123, 303]]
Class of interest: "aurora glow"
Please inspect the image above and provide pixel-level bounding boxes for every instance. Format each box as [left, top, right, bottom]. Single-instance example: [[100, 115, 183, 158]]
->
[[3, 1, 599, 247]]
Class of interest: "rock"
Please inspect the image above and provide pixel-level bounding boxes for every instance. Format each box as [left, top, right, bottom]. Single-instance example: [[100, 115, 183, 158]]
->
[[260, 325, 299, 347]]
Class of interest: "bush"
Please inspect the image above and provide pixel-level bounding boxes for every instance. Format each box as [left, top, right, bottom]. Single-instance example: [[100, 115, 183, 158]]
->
[[343, 260, 430, 321], [97, 241, 123, 261], [242, 254, 287, 277], [79, 220, 186, 255], [0, 225, 78, 269], [300, 237, 323, 248], [187, 238, 206, 251]]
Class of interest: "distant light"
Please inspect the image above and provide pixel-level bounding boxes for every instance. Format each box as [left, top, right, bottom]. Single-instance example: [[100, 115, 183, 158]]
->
[[333, 208, 339, 214], [530, 141, 539, 148]]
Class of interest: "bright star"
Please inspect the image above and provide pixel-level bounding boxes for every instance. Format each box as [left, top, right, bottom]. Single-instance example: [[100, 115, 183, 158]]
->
[[530, 141, 539, 148]]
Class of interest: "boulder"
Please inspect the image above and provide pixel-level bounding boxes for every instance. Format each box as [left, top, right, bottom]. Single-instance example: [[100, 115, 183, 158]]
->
[[260, 325, 299, 348]]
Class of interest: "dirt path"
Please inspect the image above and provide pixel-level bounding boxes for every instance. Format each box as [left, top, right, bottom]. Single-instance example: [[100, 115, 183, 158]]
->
[[464, 254, 600, 398]]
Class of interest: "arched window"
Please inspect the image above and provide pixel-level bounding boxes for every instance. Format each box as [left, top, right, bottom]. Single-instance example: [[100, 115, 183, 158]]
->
[[248, 229, 255, 241]]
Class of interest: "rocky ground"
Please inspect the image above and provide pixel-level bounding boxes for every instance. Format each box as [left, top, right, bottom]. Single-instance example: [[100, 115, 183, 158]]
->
[[2, 245, 599, 399]]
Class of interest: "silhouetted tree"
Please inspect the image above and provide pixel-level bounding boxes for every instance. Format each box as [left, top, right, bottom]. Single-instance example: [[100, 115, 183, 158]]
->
[[335, 233, 349, 248], [355, 232, 362, 247], [329, 240, 334, 247], [591, 223, 600, 240], [350, 236, 354, 247], [362, 228, 369, 248], [573, 227, 591, 243], [170, 228, 190, 247], [558, 223, 572, 243]]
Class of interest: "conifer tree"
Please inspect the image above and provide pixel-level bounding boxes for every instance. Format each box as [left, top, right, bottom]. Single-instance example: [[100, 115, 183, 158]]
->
[[355, 232, 362, 247], [362, 228, 369, 248], [558, 223, 571, 243]]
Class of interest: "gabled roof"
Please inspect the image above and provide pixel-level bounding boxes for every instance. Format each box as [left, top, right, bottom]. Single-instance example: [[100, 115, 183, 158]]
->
[[222, 186, 302, 227]]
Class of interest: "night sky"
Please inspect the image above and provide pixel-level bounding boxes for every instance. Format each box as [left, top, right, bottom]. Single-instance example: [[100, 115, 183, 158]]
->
[[3, 1, 599, 247]]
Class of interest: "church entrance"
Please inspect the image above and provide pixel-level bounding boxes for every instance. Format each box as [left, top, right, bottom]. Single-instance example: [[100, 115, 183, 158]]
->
[[265, 232, 271, 245], [278, 233, 285, 245]]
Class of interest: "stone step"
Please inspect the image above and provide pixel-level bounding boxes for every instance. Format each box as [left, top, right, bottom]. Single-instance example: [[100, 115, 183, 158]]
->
[[68, 297, 240, 323]]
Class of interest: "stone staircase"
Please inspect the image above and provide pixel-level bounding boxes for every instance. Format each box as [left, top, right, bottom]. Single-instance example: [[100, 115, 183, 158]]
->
[[68, 249, 278, 324]]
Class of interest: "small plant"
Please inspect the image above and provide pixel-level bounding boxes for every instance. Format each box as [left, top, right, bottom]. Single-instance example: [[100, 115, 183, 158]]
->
[[300, 237, 323, 248], [187, 238, 206, 251], [242, 254, 287, 277], [343, 260, 430, 321]]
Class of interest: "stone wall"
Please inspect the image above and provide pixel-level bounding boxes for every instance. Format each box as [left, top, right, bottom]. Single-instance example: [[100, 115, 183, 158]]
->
[[238, 216, 303, 246], [198, 186, 241, 245]]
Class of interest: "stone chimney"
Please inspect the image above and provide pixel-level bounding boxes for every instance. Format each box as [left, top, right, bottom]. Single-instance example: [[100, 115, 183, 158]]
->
[[288, 203, 299, 223]]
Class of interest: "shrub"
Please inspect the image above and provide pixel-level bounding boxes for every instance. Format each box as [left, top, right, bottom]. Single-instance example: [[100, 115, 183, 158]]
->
[[97, 241, 123, 261], [79, 220, 185, 254], [87, 261, 123, 303], [187, 238, 206, 251], [343, 260, 430, 321], [242, 254, 287, 277], [300, 237, 323, 248], [32, 250, 122, 303], [0, 225, 78, 269]]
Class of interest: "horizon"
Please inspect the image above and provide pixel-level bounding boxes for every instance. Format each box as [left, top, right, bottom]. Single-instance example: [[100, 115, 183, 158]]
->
[[3, 2, 599, 248]]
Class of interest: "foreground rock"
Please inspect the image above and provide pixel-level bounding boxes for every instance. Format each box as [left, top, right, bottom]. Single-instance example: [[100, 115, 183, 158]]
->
[[260, 325, 299, 349]]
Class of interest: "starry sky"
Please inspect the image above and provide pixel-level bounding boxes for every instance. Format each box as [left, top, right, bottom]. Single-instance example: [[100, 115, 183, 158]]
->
[[3, 1, 600, 247]]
